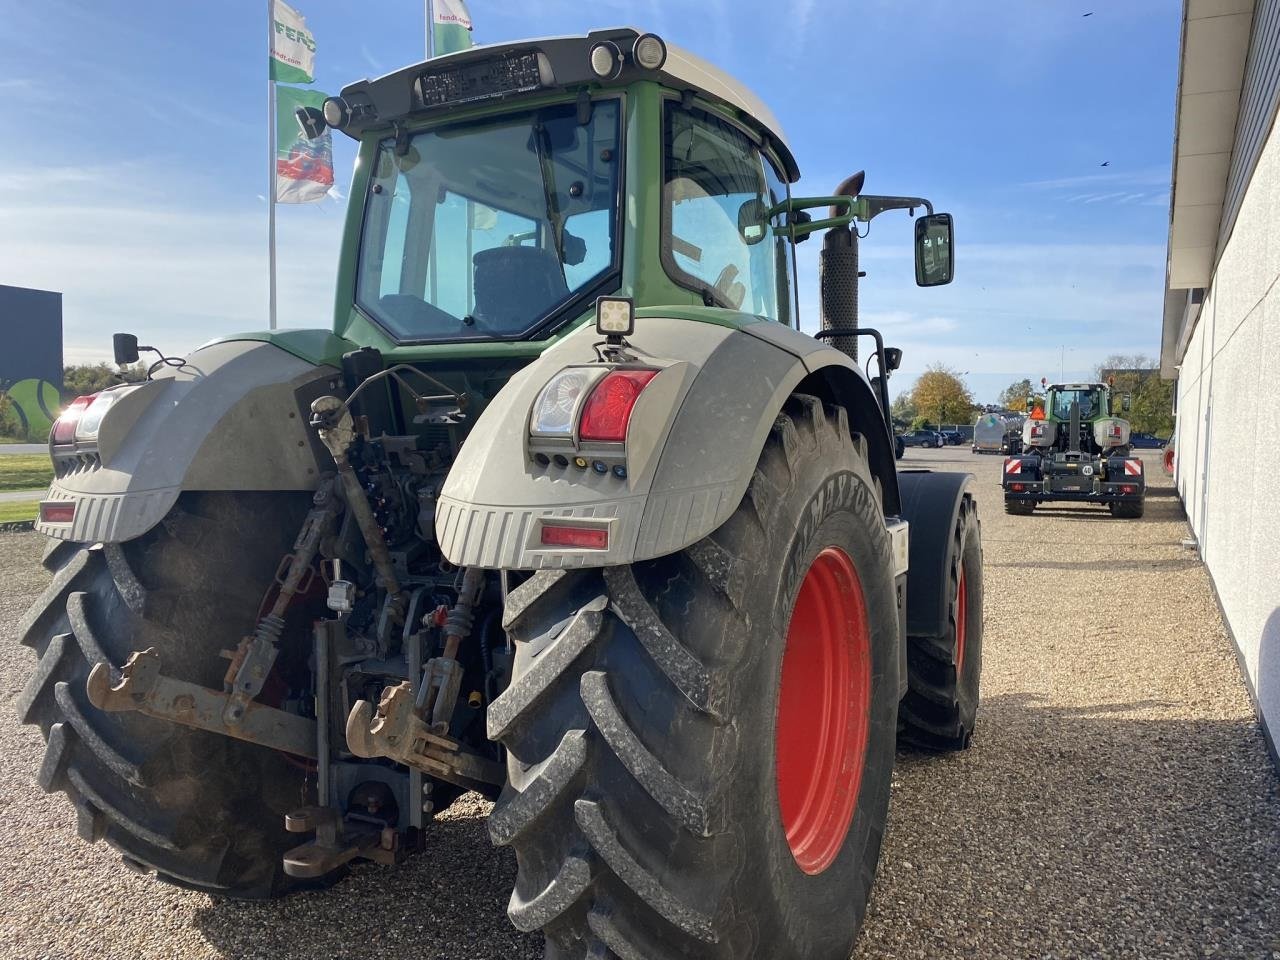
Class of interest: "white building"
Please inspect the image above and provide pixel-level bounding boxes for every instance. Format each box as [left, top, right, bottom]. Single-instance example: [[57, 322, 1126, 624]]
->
[[1162, 0, 1280, 765]]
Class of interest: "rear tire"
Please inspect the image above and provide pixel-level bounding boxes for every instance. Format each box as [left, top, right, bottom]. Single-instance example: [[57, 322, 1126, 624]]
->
[[1109, 500, 1145, 519], [17, 492, 321, 898], [489, 396, 900, 959], [899, 495, 983, 750]]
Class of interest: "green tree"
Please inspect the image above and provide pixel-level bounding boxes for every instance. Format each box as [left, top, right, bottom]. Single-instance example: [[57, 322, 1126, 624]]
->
[[1094, 354, 1174, 435], [62, 362, 148, 396], [998, 378, 1034, 413], [890, 392, 917, 427], [910, 364, 975, 428]]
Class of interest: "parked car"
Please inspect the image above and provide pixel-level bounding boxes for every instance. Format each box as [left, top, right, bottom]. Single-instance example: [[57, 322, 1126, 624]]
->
[[902, 429, 945, 448], [1129, 432, 1167, 449], [940, 429, 964, 445]]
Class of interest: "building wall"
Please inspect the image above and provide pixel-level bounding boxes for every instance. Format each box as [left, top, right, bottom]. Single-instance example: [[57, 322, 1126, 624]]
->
[[1175, 99, 1280, 750]]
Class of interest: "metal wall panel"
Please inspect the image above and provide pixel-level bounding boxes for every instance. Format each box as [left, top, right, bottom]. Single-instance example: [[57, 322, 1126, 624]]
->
[[1222, 0, 1280, 247]]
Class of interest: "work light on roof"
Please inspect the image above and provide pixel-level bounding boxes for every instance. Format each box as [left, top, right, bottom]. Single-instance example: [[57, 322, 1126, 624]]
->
[[595, 296, 634, 337], [633, 33, 667, 70], [589, 40, 623, 79]]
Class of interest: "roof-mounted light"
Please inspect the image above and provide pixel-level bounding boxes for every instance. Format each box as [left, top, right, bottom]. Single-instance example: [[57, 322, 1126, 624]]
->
[[322, 97, 351, 129], [589, 40, 623, 80], [633, 33, 667, 70]]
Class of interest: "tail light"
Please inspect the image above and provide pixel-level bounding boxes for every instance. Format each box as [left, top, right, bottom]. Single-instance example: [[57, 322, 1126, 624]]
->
[[540, 523, 608, 549], [50, 395, 97, 445], [578, 369, 658, 442], [529, 366, 658, 442], [1108, 423, 1122, 438], [1011, 483, 1024, 492], [39, 501, 76, 524], [1121, 484, 1136, 495]]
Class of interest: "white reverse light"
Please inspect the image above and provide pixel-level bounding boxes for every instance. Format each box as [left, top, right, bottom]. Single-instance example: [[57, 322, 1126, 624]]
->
[[530, 367, 607, 437], [595, 296, 635, 337]]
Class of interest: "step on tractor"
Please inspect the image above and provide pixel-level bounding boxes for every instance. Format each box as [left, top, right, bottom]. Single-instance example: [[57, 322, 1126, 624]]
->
[[18, 29, 983, 959], [1002, 380, 1146, 518]]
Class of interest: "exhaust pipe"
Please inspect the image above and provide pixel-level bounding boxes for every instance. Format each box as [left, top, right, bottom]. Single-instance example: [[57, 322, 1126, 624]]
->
[[819, 172, 866, 363]]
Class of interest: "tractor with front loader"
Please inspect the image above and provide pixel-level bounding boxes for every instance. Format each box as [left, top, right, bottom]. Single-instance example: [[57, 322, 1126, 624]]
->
[[17, 29, 982, 959], [1002, 380, 1146, 517]]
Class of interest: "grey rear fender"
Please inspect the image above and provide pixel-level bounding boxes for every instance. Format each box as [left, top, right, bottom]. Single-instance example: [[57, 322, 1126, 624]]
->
[[436, 316, 897, 570], [38, 340, 335, 543]]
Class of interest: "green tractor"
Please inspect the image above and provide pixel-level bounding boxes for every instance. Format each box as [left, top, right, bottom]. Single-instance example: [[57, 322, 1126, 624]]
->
[[18, 29, 983, 958], [1002, 380, 1146, 518]]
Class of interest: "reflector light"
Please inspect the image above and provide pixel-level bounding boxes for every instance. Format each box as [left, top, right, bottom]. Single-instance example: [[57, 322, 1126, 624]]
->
[[1121, 484, 1136, 494], [39, 501, 75, 524], [579, 369, 658, 442], [540, 523, 608, 549], [51, 395, 97, 446]]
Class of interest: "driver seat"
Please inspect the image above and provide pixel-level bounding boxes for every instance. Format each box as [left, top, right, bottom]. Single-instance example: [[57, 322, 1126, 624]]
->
[[473, 246, 569, 328]]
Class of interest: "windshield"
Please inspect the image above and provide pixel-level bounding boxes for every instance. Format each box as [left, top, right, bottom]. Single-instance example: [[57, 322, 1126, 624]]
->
[[1051, 388, 1105, 420], [355, 99, 621, 342]]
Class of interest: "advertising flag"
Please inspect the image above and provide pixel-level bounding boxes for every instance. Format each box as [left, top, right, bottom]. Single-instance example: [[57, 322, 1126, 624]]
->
[[270, 0, 316, 83], [276, 86, 333, 203], [433, 0, 474, 56]]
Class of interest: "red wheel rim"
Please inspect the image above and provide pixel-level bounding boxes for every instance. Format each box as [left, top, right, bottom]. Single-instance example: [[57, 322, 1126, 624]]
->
[[775, 547, 871, 875], [955, 568, 967, 673]]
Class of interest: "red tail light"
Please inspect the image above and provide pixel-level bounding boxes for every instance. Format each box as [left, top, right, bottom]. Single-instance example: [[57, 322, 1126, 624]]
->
[[1011, 483, 1024, 492], [540, 523, 609, 549], [578, 369, 658, 442], [39, 501, 76, 524], [50, 395, 96, 445]]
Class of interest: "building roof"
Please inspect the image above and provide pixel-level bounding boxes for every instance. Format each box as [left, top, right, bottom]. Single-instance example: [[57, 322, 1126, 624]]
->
[[1161, 1, 1257, 376]]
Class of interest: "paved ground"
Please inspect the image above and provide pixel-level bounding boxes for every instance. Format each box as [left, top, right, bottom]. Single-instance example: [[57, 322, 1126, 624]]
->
[[0, 449, 1276, 959], [0, 490, 41, 503], [0, 444, 49, 455]]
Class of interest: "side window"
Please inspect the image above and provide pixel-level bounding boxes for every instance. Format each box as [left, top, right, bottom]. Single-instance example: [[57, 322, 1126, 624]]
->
[[763, 154, 795, 326], [663, 103, 784, 321]]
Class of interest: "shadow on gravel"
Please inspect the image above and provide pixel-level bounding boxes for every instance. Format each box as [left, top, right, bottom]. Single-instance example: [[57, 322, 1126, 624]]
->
[[986, 558, 1200, 572], [862, 693, 1280, 959], [192, 803, 540, 960]]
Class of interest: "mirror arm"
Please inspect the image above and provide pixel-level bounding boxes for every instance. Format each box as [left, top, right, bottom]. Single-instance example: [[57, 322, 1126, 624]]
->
[[768, 196, 857, 240], [858, 194, 934, 221]]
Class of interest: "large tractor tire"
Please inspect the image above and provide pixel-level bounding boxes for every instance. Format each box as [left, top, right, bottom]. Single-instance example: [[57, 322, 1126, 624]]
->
[[899, 493, 983, 751], [1109, 500, 1144, 519], [488, 396, 901, 960], [1004, 498, 1035, 516], [16, 492, 320, 898]]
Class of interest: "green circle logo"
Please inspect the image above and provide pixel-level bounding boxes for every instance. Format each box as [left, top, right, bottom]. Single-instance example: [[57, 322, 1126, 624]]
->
[[3, 378, 62, 440]]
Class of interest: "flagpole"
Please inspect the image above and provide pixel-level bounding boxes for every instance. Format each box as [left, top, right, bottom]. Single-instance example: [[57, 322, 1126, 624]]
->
[[267, 0, 278, 330], [425, 0, 434, 59]]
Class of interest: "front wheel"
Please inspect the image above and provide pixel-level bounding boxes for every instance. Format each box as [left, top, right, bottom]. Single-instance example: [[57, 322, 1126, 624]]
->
[[489, 396, 900, 959]]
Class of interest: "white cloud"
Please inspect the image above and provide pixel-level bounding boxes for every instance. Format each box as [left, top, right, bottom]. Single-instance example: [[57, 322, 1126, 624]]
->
[[0, 161, 342, 364]]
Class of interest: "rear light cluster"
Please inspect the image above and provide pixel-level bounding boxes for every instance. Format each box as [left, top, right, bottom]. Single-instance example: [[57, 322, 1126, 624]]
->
[[530, 366, 658, 443], [1108, 423, 1123, 438], [39, 501, 75, 524], [50, 391, 119, 445], [1029, 423, 1047, 438], [540, 523, 608, 549]]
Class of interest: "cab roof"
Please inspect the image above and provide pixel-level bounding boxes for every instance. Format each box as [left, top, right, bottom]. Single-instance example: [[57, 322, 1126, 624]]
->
[[336, 27, 799, 182]]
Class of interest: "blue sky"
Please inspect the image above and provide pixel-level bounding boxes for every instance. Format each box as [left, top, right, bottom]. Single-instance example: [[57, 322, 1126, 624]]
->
[[0, 0, 1179, 401]]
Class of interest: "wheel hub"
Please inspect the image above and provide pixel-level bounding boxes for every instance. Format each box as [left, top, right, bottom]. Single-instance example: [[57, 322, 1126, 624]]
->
[[775, 546, 872, 875]]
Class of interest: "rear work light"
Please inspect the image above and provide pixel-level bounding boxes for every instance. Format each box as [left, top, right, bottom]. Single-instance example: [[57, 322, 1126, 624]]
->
[[39, 501, 75, 524], [50, 395, 96, 445], [578, 369, 658, 442], [540, 523, 608, 550]]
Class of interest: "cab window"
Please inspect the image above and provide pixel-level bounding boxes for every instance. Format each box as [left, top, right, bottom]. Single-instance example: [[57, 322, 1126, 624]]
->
[[662, 102, 789, 322]]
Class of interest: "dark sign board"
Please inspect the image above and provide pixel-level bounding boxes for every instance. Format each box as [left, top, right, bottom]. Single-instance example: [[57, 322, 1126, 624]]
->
[[0, 284, 63, 390]]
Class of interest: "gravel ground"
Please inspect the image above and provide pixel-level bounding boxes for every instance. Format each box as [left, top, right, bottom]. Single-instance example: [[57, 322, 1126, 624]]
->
[[1, 449, 1277, 959]]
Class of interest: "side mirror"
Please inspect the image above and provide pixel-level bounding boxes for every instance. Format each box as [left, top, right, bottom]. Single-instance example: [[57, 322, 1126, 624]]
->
[[113, 333, 140, 366], [883, 346, 903, 372], [295, 105, 327, 141], [1121, 393, 1132, 412], [789, 209, 812, 244], [737, 198, 768, 245], [914, 212, 954, 287]]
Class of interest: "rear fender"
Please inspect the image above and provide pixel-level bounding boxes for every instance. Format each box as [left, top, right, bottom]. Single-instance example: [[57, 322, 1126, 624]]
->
[[897, 471, 973, 638], [38, 340, 335, 543], [436, 317, 895, 570]]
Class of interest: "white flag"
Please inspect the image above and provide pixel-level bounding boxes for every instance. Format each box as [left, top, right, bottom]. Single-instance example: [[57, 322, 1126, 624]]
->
[[270, 0, 316, 83]]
